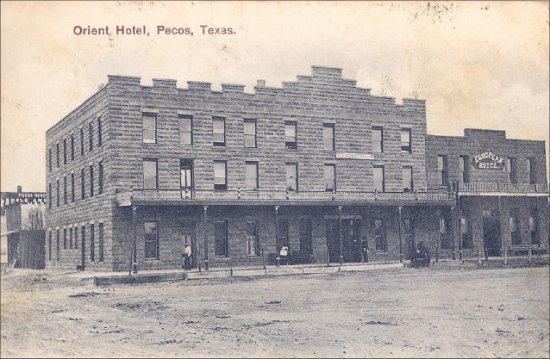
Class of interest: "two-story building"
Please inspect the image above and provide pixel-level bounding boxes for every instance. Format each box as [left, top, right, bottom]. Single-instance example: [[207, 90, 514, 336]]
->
[[44, 66, 548, 272]]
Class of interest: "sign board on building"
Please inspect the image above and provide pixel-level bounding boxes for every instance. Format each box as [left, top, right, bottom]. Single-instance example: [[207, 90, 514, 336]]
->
[[336, 152, 374, 160], [473, 151, 505, 170]]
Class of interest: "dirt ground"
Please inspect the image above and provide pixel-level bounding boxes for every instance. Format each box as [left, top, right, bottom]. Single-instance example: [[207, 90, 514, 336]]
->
[[1, 266, 549, 358]]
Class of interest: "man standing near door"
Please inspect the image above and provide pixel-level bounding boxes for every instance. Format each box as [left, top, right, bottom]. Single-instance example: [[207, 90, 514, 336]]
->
[[183, 244, 192, 270]]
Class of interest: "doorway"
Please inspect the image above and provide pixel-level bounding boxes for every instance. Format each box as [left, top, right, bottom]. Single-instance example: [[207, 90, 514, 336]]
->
[[180, 223, 196, 268], [325, 218, 362, 263], [482, 216, 501, 257]]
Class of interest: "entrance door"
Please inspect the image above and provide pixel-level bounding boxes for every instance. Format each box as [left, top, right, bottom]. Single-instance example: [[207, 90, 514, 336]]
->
[[180, 160, 194, 198], [325, 218, 362, 263], [180, 223, 196, 268], [325, 219, 339, 263], [482, 217, 501, 257]]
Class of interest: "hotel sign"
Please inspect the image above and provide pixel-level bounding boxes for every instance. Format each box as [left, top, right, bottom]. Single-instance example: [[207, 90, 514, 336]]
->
[[473, 151, 505, 170], [336, 152, 374, 160]]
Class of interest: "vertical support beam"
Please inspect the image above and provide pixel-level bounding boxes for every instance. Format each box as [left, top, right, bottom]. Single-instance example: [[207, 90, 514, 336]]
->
[[338, 205, 343, 265], [275, 206, 280, 267], [203, 205, 209, 271], [458, 197, 463, 261], [398, 206, 403, 263], [435, 208, 440, 263], [131, 205, 138, 274], [450, 205, 456, 260]]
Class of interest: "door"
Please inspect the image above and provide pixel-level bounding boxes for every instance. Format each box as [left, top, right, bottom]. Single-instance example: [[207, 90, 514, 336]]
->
[[299, 219, 313, 263], [180, 223, 196, 268], [180, 160, 194, 198], [342, 219, 361, 262], [403, 218, 415, 260], [325, 219, 339, 263], [483, 217, 501, 257]]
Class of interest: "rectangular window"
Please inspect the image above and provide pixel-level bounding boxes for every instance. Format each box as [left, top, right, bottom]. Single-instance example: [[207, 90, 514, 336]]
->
[[440, 217, 451, 249], [286, 163, 298, 192], [324, 164, 336, 192], [70, 173, 75, 202], [212, 117, 226, 146], [527, 158, 536, 184], [48, 231, 52, 261], [90, 224, 95, 262], [70, 135, 74, 161], [63, 139, 67, 165], [459, 156, 470, 183], [98, 161, 104, 195], [63, 176, 67, 204], [56, 179, 60, 207], [74, 226, 78, 249], [69, 227, 73, 249], [144, 222, 158, 259], [142, 114, 157, 144], [98, 223, 104, 262], [214, 161, 227, 191], [56, 143, 60, 167], [63, 228, 67, 250], [97, 118, 102, 147], [461, 217, 473, 249], [80, 128, 84, 156], [48, 148, 52, 172], [323, 123, 335, 151], [437, 155, 448, 186], [530, 208, 539, 244], [401, 128, 412, 153], [88, 122, 93, 151], [402, 166, 413, 192], [81, 226, 85, 254], [48, 183, 52, 209], [89, 165, 94, 197], [143, 159, 158, 190], [374, 219, 387, 252], [214, 221, 228, 257], [507, 157, 517, 184], [179, 115, 193, 145], [373, 166, 385, 192], [285, 121, 297, 149], [372, 127, 383, 153], [244, 119, 257, 148], [81, 168, 86, 200], [510, 210, 520, 245], [246, 221, 259, 256], [245, 161, 258, 190], [56, 229, 60, 261]]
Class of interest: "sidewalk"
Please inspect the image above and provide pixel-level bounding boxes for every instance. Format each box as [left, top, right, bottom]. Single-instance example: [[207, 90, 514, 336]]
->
[[84, 260, 405, 286]]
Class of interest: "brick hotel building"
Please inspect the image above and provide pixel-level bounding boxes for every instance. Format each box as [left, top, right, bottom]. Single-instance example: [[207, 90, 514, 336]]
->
[[44, 66, 549, 271]]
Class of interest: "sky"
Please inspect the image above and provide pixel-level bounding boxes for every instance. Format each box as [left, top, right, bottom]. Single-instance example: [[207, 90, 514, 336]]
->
[[1, 1, 549, 192]]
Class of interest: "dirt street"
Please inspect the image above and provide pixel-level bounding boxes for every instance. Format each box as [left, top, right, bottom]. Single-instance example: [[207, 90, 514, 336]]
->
[[1, 266, 549, 358]]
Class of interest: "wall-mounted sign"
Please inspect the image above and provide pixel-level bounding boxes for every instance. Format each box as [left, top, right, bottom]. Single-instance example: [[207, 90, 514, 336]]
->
[[336, 152, 374, 160], [473, 151, 505, 170]]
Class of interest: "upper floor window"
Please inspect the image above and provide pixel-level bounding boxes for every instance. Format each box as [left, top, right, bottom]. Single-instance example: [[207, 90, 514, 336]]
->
[[142, 114, 157, 144], [63, 139, 67, 165], [143, 159, 158, 189], [48, 183, 52, 209], [285, 121, 297, 149], [507, 157, 517, 184], [89, 165, 94, 197], [97, 118, 103, 147], [80, 168, 86, 200], [80, 128, 85, 156], [286, 163, 298, 192], [98, 161, 104, 195], [437, 155, 448, 186], [527, 158, 536, 184], [372, 127, 383, 153], [245, 161, 258, 190], [56, 179, 60, 207], [373, 165, 385, 192], [70, 173, 75, 203], [63, 176, 67, 204], [401, 128, 412, 153], [244, 119, 257, 148], [48, 148, 52, 172], [324, 164, 336, 192], [56, 143, 60, 168], [70, 135, 75, 161], [214, 160, 227, 191], [459, 155, 470, 183], [323, 123, 335, 151], [212, 117, 226, 146], [179, 115, 193, 145], [402, 166, 413, 192], [88, 122, 94, 151]]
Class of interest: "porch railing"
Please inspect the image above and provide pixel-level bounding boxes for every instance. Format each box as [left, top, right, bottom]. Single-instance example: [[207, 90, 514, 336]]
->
[[458, 182, 548, 194]]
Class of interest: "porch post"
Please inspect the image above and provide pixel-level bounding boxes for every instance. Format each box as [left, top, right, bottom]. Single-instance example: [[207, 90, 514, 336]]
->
[[338, 205, 343, 265], [275, 206, 280, 267], [458, 197, 463, 261], [450, 205, 456, 260], [203, 205, 209, 271], [131, 205, 138, 274], [398, 206, 403, 263]]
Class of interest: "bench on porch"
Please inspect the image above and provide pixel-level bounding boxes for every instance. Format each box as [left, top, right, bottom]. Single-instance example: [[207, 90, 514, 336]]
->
[[509, 244, 547, 256]]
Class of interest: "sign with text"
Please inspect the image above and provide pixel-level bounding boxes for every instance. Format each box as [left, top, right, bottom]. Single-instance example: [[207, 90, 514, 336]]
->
[[336, 152, 374, 160], [473, 151, 505, 170]]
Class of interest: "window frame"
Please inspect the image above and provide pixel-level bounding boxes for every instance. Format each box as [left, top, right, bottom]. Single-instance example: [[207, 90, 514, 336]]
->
[[81, 168, 86, 200], [284, 121, 297, 149], [143, 159, 159, 190], [178, 115, 193, 145], [212, 117, 226, 146], [459, 155, 470, 183], [244, 119, 257, 148], [70, 135, 75, 161], [400, 128, 412, 153], [374, 219, 387, 252], [214, 220, 228, 257], [98, 223, 104, 262], [89, 165, 94, 197], [142, 113, 157, 144], [324, 164, 336, 192], [63, 176, 67, 204], [323, 123, 335, 151], [144, 222, 159, 260], [214, 160, 228, 191], [246, 221, 259, 256], [80, 128, 85, 156], [402, 166, 413, 192], [373, 165, 385, 192], [437, 155, 448, 186], [372, 127, 384, 153], [285, 163, 298, 192], [245, 161, 259, 191], [89, 122, 94, 151], [97, 118, 103, 147], [90, 223, 95, 262], [98, 161, 104, 195]]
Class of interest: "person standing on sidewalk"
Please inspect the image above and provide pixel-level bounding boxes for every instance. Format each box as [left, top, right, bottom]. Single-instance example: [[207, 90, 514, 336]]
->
[[183, 244, 192, 270]]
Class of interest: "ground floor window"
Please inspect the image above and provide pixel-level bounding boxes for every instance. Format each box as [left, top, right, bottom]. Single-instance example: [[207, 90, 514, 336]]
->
[[144, 222, 158, 259], [214, 221, 228, 257], [509, 211, 520, 245], [48, 230, 52, 261], [74, 225, 78, 249], [56, 229, 60, 261], [99, 223, 104, 262], [63, 228, 67, 250], [69, 227, 73, 249], [277, 219, 289, 250], [90, 224, 95, 262], [530, 208, 539, 245], [246, 221, 259, 256], [440, 217, 451, 249], [461, 217, 473, 249], [374, 219, 387, 252]]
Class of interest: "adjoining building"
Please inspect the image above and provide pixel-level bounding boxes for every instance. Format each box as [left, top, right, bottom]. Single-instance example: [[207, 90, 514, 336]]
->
[[1, 186, 46, 269], [44, 66, 549, 272]]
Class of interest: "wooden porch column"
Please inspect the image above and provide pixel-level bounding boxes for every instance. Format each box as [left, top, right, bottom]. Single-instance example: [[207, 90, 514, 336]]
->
[[450, 205, 456, 260], [275, 206, 280, 267], [398, 206, 403, 263], [131, 205, 138, 274], [203, 205, 209, 271], [338, 205, 343, 265]]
